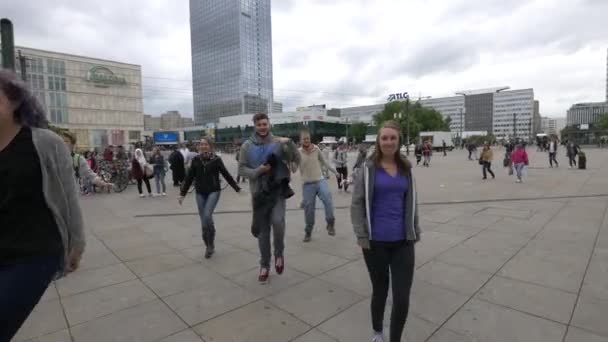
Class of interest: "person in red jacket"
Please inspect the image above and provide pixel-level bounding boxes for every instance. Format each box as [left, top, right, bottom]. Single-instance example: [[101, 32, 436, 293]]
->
[[510, 144, 529, 183]]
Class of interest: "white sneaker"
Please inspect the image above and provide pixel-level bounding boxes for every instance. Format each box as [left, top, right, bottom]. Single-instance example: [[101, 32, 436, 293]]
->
[[148, 193, 153, 197], [372, 332, 385, 342], [139, 194, 145, 198], [516, 179, 521, 183], [162, 193, 167, 196]]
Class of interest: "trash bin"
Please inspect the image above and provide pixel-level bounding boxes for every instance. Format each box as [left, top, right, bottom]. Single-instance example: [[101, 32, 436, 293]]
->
[[578, 152, 586, 169]]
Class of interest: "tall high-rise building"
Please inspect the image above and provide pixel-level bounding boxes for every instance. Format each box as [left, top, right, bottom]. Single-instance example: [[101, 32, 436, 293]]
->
[[605, 48, 607, 101], [190, 0, 274, 125]]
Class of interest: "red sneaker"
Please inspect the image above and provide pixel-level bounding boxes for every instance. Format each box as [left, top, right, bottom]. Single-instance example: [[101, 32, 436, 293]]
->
[[258, 268, 269, 283], [275, 256, 284, 275]]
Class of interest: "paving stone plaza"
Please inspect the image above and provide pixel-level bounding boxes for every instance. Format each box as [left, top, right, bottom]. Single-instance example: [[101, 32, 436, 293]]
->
[[14, 148, 608, 342]]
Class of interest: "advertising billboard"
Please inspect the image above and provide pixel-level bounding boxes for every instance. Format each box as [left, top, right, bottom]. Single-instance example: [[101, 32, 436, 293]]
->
[[153, 131, 179, 145]]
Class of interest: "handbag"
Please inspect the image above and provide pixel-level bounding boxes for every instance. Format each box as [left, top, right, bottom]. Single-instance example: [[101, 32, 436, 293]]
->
[[144, 164, 154, 178], [478, 159, 484, 165]]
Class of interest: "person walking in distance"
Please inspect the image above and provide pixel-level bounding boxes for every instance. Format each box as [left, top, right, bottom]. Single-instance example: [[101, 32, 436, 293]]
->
[[566, 141, 579, 168], [150, 147, 167, 196], [238, 113, 300, 282], [169, 146, 186, 187], [0, 70, 85, 341], [414, 143, 422, 166], [179, 138, 240, 258], [132, 148, 153, 197], [511, 144, 529, 183], [351, 120, 421, 342], [548, 138, 559, 168], [333, 141, 349, 191], [480, 143, 496, 180], [442, 139, 447, 156], [298, 128, 337, 242], [422, 140, 432, 167]]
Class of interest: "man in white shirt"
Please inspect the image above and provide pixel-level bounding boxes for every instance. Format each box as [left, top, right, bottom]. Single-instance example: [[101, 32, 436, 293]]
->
[[548, 138, 559, 168]]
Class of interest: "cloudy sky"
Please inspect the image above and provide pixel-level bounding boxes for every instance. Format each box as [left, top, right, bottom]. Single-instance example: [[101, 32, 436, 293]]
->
[[2, 0, 607, 118]]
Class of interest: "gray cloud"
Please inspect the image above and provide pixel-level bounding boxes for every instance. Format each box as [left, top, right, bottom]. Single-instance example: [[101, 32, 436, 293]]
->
[[2, 0, 606, 118]]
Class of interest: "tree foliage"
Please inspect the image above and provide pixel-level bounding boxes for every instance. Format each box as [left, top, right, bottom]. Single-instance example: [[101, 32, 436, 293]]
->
[[373, 100, 451, 143], [349, 122, 368, 143], [598, 113, 608, 130]]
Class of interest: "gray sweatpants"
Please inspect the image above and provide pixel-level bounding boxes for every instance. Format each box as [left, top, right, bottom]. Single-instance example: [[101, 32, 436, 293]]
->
[[258, 197, 287, 268]]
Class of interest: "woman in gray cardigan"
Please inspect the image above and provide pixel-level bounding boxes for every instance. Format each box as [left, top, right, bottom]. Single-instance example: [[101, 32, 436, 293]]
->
[[0, 70, 85, 340], [351, 120, 421, 342]]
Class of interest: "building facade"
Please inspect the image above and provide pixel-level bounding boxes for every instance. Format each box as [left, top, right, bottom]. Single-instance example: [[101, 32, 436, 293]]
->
[[540, 117, 566, 135], [272, 101, 283, 113], [190, 0, 274, 125], [16, 46, 144, 150], [144, 115, 162, 131], [419, 96, 464, 133], [338, 104, 385, 124], [493, 88, 535, 139], [567, 102, 608, 126], [144, 111, 194, 131]]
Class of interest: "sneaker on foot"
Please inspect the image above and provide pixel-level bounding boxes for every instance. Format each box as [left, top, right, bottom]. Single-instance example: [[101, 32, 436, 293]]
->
[[275, 256, 284, 275], [327, 222, 336, 236], [162, 192, 167, 196], [372, 332, 385, 342], [148, 193, 153, 197], [258, 268, 269, 283], [204, 246, 214, 259], [139, 194, 145, 198], [303, 233, 311, 242]]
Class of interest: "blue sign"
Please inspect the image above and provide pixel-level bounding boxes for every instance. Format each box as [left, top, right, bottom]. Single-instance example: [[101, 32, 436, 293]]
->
[[387, 92, 409, 102], [153, 132, 179, 145]]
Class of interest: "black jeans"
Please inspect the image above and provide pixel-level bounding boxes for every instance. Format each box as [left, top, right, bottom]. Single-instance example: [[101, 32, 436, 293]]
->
[[0, 255, 61, 341], [549, 152, 558, 167], [336, 166, 348, 190], [482, 161, 495, 179], [137, 177, 152, 194], [363, 240, 415, 342], [569, 155, 577, 167]]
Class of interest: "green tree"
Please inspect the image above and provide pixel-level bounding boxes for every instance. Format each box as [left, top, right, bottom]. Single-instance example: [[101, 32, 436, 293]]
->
[[373, 100, 451, 143], [598, 113, 608, 130], [349, 122, 368, 143]]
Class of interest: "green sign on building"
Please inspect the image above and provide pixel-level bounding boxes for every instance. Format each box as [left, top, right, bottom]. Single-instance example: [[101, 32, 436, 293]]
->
[[86, 66, 127, 87]]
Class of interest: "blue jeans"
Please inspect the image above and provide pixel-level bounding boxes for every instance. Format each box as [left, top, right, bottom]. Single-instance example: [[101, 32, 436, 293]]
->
[[154, 170, 166, 194], [302, 179, 335, 233], [0, 255, 61, 341], [514, 163, 525, 180], [196, 192, 220, 246]]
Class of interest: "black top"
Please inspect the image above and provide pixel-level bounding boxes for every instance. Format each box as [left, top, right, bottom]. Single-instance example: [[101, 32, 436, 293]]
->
[[0, 127, 63, 264], [181, 154, 240, 196]]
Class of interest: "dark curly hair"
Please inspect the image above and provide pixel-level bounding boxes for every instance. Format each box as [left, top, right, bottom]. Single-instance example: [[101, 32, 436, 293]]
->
[[0, 69, 48, 128]]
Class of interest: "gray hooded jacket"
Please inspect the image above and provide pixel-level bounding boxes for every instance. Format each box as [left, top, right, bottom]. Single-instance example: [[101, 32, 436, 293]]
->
[[350, 159, 421, 246]]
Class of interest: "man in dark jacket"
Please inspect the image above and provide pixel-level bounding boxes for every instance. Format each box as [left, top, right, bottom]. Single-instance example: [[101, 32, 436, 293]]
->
[[169, 147, 185, 187], [238, 113, 300, 282]]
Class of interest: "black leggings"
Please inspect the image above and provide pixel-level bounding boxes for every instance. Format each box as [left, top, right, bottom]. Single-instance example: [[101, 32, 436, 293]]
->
[[482, 161, 495, 178], [137, 177, 152, 194], [549, 152, 558, 167], [363, 240, 415, 342], [336, 167, 348, 190]]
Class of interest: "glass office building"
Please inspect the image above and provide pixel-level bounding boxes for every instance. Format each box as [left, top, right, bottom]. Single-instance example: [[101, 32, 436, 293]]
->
[[190, 0, 274, 125]]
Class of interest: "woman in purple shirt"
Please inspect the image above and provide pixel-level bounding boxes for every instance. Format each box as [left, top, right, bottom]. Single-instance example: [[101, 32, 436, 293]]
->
[[351, 120, 421, 342]]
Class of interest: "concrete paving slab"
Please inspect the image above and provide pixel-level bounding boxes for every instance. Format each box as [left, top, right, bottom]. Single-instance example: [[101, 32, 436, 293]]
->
[[55, 263, 136, 297], [409, 280, 470, 324], [427, 328, 478, 342], [291, 329, 338, 342], [27, 329, 71, 342], [125, 252, 195, 278], [267, 278, 363, 326], [284, 248, 350, 276], [193, 300, 310, 342], [157, 329, 204, 342], [13, 300, 67, 341], [572, 295, 608, 336], [415, 260, 493, 296], [444, 299, 567, 342], [318, 259, 372, 296], [60, 279, 157, 326], [70, 300, 186, 342], [163, 276, 259, 325], [564, 327, 608, 342], [141, 264, 225, 297], [477, 276, 577, 324], [228, 266, 311, 298]]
